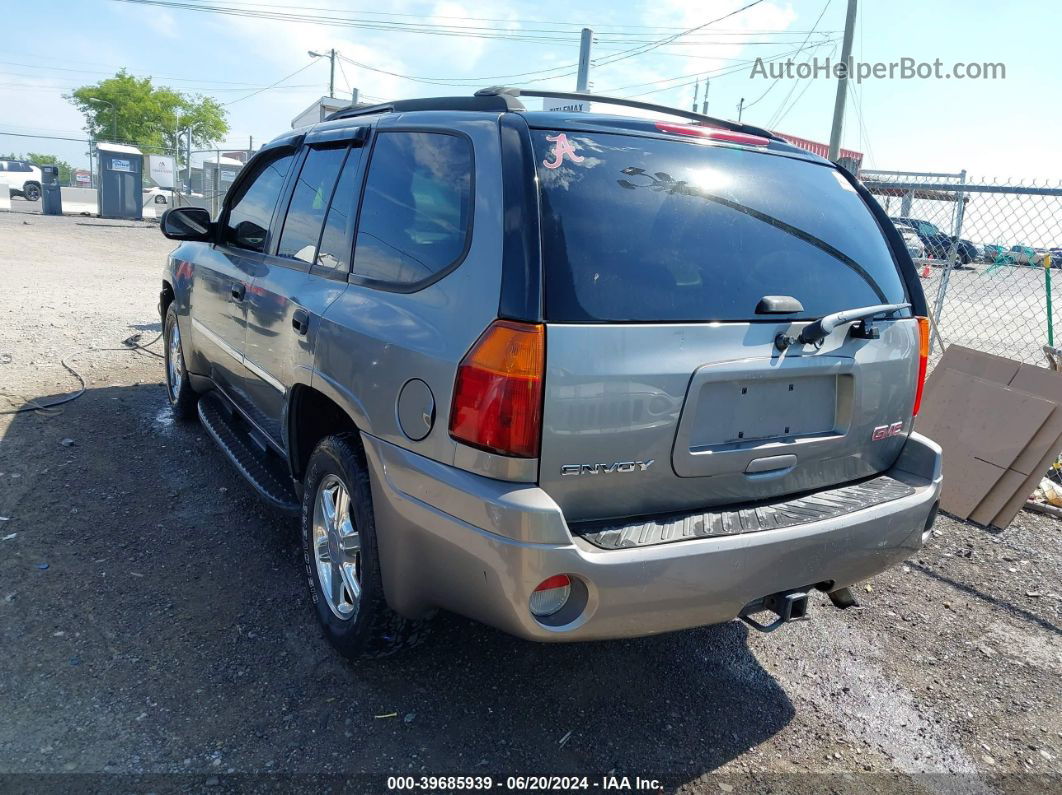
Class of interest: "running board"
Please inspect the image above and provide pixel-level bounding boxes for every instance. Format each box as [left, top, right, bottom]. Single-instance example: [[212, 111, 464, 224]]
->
[[198, 391, 300, 514]]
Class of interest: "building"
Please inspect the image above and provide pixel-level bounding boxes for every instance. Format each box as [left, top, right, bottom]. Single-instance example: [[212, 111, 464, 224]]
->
[[775, 132, 864, 172], [291, 96, 367, 129]]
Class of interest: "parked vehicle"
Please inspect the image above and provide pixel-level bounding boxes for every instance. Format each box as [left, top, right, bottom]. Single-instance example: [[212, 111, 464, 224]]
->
[[899, 227, 926, 259], [144, 186, 169, 206], [158, 89, 941, 659], [0, 158, 42, 201], [983, 243, 1007, 263], [1006, 245, 1044, 266], [891, 217, 977, 266]]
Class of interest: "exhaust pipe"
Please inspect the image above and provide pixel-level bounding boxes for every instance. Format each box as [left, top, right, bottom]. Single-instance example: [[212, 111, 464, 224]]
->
[[739, 589, 810, 633]]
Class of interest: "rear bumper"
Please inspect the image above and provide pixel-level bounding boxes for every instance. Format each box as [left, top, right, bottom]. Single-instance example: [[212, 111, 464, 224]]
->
[[364, 432, 942, 642]]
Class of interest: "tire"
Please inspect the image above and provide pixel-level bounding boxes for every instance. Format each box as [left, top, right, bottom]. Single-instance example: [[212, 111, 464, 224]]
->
[[23, 182, 40, 202], [163, 304, 198, 420], [300, 433, 428, 659]]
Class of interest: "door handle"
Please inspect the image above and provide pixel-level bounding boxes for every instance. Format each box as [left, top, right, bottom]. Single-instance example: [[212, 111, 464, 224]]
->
[[230, 282, 246, 301], [292, 309, 310, 336]]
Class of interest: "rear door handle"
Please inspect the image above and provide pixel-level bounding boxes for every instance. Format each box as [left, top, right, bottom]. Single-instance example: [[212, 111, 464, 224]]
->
[[230, 282, 246, 301], [292, 309, 310, 335]]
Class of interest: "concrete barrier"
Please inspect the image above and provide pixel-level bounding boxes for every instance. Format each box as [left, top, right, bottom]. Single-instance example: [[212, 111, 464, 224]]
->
[[59, 187, 99, 215]]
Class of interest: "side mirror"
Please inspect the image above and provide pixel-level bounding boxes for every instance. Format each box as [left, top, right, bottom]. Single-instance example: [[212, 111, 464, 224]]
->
[[161, 206, 213, 241]]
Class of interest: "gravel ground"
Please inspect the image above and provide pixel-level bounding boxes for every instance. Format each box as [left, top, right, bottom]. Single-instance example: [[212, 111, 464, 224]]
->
[[0, 212, 1059, 792]]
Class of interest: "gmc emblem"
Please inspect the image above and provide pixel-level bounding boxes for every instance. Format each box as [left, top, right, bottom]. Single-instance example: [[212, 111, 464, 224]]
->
[[872, 422, 904, 441]]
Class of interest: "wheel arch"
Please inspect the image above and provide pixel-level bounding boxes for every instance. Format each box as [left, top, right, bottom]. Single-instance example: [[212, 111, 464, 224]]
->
[[160, 279, 176, 321], [286, 383, 364, 485]]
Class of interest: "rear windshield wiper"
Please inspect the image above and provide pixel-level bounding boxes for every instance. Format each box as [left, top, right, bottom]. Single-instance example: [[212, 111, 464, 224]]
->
[[776, 302, 911, 351], [617, 170, 892, 305]]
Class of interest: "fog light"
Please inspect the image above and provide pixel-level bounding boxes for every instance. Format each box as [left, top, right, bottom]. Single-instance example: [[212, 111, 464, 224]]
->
[[529, 575, 572, 618]]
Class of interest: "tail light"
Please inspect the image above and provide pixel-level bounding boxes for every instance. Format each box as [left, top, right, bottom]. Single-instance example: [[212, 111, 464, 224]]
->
[[913, 316, 930, 416], [449, 320, 545, 458], [529, 575, 572, 617]]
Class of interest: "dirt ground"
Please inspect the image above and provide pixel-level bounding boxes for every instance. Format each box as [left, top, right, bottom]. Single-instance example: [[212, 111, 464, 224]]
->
[[0, 212, 1059, 792]]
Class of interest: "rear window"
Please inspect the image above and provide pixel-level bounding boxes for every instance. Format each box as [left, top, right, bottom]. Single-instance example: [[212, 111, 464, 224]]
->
[[533, 130, 907, 322]]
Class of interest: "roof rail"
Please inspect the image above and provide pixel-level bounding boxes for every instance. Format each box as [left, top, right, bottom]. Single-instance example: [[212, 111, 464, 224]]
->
[[326, 93, 525, 121], [475, 86, 783, 142]]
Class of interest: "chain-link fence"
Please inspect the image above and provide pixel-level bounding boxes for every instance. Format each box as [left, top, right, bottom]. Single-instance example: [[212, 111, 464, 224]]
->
[[167, 148, 253, 216], [861, 170, 1062, 371]]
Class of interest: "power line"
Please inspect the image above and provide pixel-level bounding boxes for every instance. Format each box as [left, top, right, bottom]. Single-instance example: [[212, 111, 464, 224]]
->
[[146, 0, 836, 33], [335, 56, 353, 95], [589, 0, 768, 70], [336, 53, 580, 87], [332, 1, 773, 90], [223, 59, 321, 105], [599, 37, 838, 96], [109, 0, 774, 50], [741, 0, 832, 113], [769, 41, 838, 129], [0, 59, 288, 86]]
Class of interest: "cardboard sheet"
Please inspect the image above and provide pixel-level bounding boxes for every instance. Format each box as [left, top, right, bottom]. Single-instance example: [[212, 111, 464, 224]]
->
[[918, 345, 1062, 528]]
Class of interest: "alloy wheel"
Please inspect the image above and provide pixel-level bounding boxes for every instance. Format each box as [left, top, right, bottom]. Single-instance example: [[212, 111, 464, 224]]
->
[[312, 474, 362, 620]]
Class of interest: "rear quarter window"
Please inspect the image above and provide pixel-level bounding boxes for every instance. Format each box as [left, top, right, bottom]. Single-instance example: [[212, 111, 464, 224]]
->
[[351, 131, 473, 288], [533, 130, 907, 322]]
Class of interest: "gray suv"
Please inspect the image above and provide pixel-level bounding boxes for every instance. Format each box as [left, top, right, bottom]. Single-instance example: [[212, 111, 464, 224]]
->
[[158, 88, 942, 659]]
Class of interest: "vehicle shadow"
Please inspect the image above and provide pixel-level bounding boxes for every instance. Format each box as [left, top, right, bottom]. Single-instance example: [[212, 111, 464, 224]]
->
[[0, 383, 794, 782]]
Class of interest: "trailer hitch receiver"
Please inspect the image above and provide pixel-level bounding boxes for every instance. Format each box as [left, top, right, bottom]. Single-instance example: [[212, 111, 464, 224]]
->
[[739, 589, 810, 633]]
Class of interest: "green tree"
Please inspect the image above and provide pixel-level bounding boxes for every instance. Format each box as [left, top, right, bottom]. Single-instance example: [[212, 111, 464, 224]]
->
[[66, 70, 228, 165]]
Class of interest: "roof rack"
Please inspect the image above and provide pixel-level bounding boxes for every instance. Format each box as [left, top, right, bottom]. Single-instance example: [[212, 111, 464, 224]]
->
[[324, 86, 782, 143], [326, 93, 524, 121], [475, 86, 783, 142]]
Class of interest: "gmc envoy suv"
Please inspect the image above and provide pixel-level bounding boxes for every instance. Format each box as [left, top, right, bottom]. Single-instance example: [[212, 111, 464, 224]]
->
[[158, 88, 942, 659]]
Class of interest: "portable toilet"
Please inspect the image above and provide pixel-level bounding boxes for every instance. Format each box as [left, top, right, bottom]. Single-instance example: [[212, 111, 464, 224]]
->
[[96, 142, 144, 220]]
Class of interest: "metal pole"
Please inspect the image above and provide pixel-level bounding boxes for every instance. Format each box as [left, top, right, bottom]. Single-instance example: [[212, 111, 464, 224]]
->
[[737, 97, 745, 122], [213, 149, 220, 218], [827, 0, 857, 161], [701, 77, 709, 115], [329, 49, 336, 98], [692, 79, 699, 112], [576, 28, 592, 92], [1046, 255, 1054, 348], [186, 129, 192, 196], [929, 169, 966, 355]]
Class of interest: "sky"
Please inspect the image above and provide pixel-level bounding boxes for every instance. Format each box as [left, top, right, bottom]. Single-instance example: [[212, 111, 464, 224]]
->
[[1, 0, 1060, 185]]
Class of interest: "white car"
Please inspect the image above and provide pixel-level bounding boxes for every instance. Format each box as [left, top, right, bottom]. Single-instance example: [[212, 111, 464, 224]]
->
[[143, 186, 170, 206], [899, 227, 925, 259], [0, 159, 43, 201]]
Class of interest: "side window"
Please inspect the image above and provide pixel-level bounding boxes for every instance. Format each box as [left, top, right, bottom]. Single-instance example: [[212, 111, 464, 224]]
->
[[276, 145, 348, 265], [223, 153, 294, 253], [315, 146, 364, 275], [352, 131, 472, 287]]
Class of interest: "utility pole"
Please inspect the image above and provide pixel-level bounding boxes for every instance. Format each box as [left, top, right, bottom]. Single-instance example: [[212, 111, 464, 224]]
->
[[328, 48, 336, 98], [700, 77, 709, 115], [309, 49, 337, 98], [692, 79, 700, 112], [828, 0, 858, 161], [576, 28, 592, 92], [737, 97, 745, 122]]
